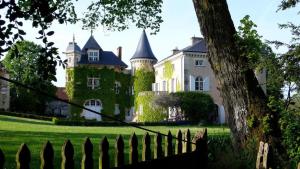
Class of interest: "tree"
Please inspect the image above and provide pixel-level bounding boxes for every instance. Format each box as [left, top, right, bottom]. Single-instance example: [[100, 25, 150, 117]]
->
[[191, 1, 288, 166], [3, 41, 56, 114]]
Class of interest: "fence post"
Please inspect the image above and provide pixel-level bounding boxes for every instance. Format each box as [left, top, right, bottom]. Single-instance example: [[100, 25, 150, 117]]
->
[[99, 137, 109, 169], [184, 129, 191, 153], [165, 130, 173, 157], [16, 143, 31, 169], [61, 140, 74, 169], [142, 132, 151, 161], [154, 132, 163, 159], [115, 135, 124, 167], [193, 129, 208, 169], [40, 141, 54, 169], [256, 141, 264, 169], [262, 143, 269, 169], [176, 130, 182, 154], [0, 148, 4, 169], [82, 137, 93, 169], [129, 133, 138, 164]]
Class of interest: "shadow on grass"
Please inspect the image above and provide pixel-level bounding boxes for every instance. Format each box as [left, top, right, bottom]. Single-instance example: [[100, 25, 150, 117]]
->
[[0, 115, 53, 125]]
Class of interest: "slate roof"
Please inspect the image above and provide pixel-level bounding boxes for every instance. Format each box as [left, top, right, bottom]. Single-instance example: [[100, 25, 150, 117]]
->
[[82, 35, 102, 52], [66, 42, 81, 53], [131, 30, 157, 61], [156, 37, 207, 64], [78, 51, 128, 67], [182, 38, 207, 52], [76, 35, 127, 68]]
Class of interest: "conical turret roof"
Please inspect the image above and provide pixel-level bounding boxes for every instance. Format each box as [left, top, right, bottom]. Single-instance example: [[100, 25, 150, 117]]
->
[[82, 35, 103, 53], [131, 30, 157, 61]]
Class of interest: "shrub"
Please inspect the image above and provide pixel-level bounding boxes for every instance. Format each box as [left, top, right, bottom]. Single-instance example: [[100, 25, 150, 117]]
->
[[0, 111, 53, 121], [173, 92, 215, 122], [136, 91, 167, 122]]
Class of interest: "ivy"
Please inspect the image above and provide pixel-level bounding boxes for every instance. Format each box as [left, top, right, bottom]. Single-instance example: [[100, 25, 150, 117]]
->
[[133, 68, 155, 106], [163, 61, 173, 80], [136, 91, 167, 122], [66, 66, 132, 120]]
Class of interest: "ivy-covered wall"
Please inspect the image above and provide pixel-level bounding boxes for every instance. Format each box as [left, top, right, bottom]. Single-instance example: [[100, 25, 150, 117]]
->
[[66, 66, 132, 120], [136, 91, 167, 122]]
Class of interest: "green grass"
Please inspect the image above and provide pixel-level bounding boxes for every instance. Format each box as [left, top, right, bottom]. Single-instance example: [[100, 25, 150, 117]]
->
[[0, 115, 229, 169]]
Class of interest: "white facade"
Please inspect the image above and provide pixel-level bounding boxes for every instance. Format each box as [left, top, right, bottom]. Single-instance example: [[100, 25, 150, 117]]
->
[[153, 49, 226, 124]]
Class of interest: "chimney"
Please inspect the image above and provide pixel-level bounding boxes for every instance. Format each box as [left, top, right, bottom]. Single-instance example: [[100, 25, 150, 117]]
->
[[191, 36, 202, 45], [172, 47, 179, 55], [116, 46, 122, 60]]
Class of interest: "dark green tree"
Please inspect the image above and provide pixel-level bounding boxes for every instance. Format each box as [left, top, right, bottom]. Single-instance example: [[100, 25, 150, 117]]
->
[[3, 41, 56, 114]]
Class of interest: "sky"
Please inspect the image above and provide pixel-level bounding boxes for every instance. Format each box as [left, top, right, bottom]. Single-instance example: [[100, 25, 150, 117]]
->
[[3, 0, 300, 87]]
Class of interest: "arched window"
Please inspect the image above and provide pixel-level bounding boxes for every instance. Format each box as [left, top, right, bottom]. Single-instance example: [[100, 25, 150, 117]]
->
[[195, 76, 204, 91]]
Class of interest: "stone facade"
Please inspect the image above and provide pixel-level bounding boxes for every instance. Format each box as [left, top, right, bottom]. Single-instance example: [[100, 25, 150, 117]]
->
[[0, 63, 10, 111]]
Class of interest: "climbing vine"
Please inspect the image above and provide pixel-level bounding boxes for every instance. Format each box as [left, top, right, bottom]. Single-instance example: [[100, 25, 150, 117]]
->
[[133, 68, 155, 106], [136, 91, 167, 122], [66, 66, 132, 120], [163, 61, 173, 80]]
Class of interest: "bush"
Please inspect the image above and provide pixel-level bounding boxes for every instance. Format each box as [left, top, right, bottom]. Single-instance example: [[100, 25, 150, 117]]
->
[[52, 117, 199, 126], [136, 91, 167, 122], [173, 92, 215, 121], [0, 111, 53, 121]]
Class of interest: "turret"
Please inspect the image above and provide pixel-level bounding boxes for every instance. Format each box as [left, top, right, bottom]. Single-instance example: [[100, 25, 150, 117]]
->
[[130, 30, 157, 75], [65, 35, 81, 68]]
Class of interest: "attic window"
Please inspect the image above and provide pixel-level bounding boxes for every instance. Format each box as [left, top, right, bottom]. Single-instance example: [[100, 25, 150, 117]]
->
[[88, 50, 99, 61], [195, 59, 204, 66]]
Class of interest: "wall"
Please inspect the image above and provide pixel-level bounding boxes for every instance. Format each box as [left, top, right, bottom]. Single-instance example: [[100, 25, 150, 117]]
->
[[0, 69, 9, 111]]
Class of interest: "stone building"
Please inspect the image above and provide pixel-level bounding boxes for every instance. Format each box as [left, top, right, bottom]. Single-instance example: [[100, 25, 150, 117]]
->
[[0, 62, 10, 111]]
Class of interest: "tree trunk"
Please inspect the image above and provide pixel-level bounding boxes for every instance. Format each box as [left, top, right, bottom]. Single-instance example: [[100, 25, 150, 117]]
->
[[192, 0, 281, 148]]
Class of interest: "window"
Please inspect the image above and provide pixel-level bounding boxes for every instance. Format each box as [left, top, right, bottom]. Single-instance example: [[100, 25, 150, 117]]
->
[[162, 81, 167, 91], [88, 50, 99, 61], [171, 78, 175, 92], [115, 81, 121, 94], [87, 77, 100, 89], [195, 76, 204, 91], [195, 59, 204, 66]]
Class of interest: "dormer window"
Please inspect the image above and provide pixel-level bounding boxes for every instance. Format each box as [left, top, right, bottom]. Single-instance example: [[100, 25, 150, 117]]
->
[[195, 59, 204, 66], [88, 50, 99, 61]]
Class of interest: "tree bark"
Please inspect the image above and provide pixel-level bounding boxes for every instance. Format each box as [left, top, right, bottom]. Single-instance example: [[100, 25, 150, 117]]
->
[[192, 0, 280, 148]]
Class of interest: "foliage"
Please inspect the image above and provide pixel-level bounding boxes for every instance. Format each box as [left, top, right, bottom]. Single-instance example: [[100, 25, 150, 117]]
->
[[136, 91, 166, 122], [133, 68, 155, 106], [3, 41, 56, 114], [236, 15, 263, 69], [278, 0, 300, 10], [0, 0, 77, 80], [66, 66, 132, 120], [163, 61, 173, 80], [173, 92, 215, 122], [0, 111, 53, 121], [82, 0, 163, 34]]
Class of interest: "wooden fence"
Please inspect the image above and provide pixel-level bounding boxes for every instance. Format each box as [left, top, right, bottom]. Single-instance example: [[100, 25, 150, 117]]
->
[[0, 129, 208, 169]]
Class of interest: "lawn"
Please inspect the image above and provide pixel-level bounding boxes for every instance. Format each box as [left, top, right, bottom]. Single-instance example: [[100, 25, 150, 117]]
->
[[0, 115, 229, 169]]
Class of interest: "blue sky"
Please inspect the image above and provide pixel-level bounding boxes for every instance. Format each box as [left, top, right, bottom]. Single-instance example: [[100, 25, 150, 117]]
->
[[5, 0, 300, 87]]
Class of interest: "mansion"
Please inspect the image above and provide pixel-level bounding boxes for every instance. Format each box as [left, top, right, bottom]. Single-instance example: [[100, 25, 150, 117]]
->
[[60, 31, 266, 124], [0, 63, 9, 111]]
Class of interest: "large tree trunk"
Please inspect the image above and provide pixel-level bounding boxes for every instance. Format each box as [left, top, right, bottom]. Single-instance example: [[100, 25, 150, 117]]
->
[[192, 0, 281, 149]]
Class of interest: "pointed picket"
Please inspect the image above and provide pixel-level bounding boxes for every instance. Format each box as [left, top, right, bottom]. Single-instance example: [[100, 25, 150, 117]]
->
[[99, 137, 109, 169], [16, 143, 31, 169], [82, 137, 93, 169], [40, 141, 54, 169], [129, 133, 138, 164], [61, 140, 74, 169]]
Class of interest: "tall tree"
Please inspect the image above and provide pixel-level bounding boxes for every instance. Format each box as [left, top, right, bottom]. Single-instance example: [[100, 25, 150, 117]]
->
[[3, 41, 56, 114], [192, 0, 283, 160]]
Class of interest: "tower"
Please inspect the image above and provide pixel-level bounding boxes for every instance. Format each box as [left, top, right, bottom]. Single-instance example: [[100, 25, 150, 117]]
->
[[65, 35, 81, 68], [130, 30, 157, 75]]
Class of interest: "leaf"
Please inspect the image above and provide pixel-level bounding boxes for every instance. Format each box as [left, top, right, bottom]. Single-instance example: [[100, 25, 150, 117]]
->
[[46, 31, 54, 36], [38, 30, 44, 35], [18, 29, 26, 35], [0, 20, 5, 25], [47, 42, 54, 47]]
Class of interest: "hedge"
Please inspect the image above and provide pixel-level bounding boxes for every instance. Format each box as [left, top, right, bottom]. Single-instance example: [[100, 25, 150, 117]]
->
[[52, 117, 200, 126], [0, 111, 53, 121]]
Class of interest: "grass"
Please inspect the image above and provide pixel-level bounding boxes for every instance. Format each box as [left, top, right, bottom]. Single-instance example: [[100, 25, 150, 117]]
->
[[0, 115, 229, 169]]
